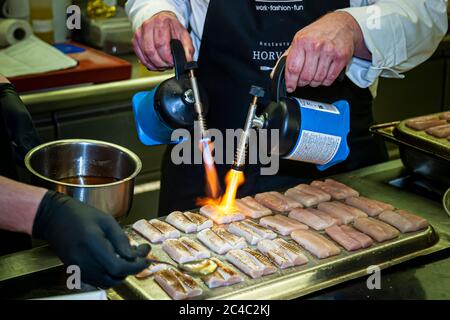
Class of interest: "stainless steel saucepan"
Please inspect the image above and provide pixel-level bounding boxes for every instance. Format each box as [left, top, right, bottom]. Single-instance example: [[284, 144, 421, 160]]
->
[[25, 139, 142, 221]]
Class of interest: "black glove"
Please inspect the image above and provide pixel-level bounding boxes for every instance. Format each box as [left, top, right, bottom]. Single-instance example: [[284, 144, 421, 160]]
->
[[0, 83, 41, 164], [33, 190, 151, 288]]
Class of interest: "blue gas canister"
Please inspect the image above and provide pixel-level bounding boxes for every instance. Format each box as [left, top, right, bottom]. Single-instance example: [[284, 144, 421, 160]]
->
[[132, 40, 208, 146], [261, 56, 350, 171]]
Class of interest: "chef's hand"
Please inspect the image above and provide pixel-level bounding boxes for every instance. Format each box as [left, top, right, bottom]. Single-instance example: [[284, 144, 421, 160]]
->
[[283, 12, 370, 91], [32, 191, 151, 288], [133, 11, 194, 70], [0, 80, 41, 163]]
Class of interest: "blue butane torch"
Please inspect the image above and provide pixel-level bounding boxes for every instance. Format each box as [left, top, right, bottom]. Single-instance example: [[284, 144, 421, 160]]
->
[[132, 39, 208, 146]]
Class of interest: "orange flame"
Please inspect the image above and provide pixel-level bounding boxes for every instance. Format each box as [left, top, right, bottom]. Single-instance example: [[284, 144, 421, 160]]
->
[[201, 139, 221, 199], [197, 168, 245, 216], [219, 169, 245, 211], [197, 139, 245, 216]]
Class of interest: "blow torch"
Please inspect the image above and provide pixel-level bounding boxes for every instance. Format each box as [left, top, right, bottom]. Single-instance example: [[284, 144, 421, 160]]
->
[[132, 39, 209, 146], [132, 39, 220, 198], [233, 56, 351, 176], [218, 86, 265, 209]]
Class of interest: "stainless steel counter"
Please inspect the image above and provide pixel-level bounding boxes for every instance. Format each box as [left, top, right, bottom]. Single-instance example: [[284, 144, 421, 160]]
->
[[21, 73, 172, 114], [1, 160, 449, 300]]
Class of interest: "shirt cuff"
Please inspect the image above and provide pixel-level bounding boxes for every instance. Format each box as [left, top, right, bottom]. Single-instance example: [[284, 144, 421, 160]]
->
[[346, 57, 404, 89], [337, 6, 406, 87]]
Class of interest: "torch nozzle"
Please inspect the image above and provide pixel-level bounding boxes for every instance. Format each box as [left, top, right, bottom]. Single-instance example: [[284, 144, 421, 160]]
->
[[188, 68, 208, 138], [231, 163, 245, 172], [233, 86, 265, 170]]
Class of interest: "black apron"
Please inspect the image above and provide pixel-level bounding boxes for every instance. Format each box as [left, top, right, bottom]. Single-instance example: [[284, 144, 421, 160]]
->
[[158, 0, 388, 215]]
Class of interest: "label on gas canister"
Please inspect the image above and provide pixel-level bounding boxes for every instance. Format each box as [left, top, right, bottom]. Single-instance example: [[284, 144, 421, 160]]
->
[[284, 130, 341, 164], [298, 99, 340, 114]]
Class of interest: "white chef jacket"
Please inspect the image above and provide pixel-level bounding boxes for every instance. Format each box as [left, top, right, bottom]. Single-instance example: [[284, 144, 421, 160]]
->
[[125, 0, 448, 90]]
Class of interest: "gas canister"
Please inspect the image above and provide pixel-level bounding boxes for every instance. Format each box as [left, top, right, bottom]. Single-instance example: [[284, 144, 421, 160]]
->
[[250, 57, 351, 171]]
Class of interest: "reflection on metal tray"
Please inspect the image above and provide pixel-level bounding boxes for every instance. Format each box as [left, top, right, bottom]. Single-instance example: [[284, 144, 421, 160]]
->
[[389, 175, 447, 202], [444, 188, 450, 216], [370, 121, 450, 185], [114, 217, 438, 300]]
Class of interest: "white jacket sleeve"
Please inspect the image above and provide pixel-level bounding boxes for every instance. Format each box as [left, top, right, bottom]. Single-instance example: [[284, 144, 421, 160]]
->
[[339, 0, 448, 88], [125, 0, 191, 31]]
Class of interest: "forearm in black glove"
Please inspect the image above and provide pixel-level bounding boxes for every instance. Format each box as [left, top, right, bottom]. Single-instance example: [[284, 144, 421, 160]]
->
[[32, 190, 151, 288], [0, 83, 41, 163]]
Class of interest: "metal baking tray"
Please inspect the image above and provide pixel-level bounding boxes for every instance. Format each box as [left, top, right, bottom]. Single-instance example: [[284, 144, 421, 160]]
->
[[395, 115, 450, 160], [370, 120, 450, 185], [114, 213, 438, 300]]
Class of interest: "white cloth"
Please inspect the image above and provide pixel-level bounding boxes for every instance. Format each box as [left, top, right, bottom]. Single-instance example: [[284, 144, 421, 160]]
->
[[125, 0, 448, 89]]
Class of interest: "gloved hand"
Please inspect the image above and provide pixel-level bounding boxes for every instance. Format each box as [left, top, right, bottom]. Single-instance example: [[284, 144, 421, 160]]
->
[[0, 83, 41, 163], [32, 190, 151, 288]]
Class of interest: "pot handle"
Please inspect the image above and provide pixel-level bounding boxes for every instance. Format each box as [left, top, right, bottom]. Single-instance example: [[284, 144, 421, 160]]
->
[[170, 39, 187, 80], [271, 56, 346, 103]]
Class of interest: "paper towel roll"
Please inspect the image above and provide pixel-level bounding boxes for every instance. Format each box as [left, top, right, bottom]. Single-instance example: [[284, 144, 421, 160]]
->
[[0, 19, 32, 48]]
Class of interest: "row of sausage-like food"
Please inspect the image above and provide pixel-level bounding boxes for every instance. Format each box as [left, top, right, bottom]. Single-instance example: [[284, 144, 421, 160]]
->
[[130, 179, 429, 300], [406, 111, 450, 140]]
